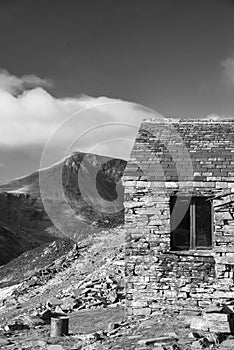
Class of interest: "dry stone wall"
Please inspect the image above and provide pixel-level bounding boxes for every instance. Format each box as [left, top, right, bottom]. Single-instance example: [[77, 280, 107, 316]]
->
[[124, 119, 234, 316]]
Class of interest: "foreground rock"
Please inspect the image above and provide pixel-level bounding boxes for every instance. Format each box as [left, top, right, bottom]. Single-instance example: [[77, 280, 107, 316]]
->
[[190, 303, 234, 334]]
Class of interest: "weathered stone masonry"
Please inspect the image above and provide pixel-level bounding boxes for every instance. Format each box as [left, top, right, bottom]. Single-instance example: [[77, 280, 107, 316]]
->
[[123, 118, 234, 316]]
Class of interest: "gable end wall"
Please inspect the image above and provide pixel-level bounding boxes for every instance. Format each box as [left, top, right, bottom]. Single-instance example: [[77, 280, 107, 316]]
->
[[124, 119, 234, 316]]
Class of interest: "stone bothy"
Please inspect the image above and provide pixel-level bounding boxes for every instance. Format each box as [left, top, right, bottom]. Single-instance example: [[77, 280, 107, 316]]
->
[[123, 118, 234, 316]]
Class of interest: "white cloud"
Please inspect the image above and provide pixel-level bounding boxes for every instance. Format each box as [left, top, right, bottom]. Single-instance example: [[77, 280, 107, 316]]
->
[[0, 71, 157, 165], [0, 69, 52, 94], [221, 56, 234, 85]]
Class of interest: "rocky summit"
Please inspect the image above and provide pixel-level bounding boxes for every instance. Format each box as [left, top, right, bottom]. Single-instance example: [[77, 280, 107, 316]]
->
[[0, 152, 127, 264]]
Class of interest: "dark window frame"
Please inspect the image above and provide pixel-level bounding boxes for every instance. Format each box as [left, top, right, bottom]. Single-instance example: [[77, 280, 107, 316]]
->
[[170, 196, 213, 251]]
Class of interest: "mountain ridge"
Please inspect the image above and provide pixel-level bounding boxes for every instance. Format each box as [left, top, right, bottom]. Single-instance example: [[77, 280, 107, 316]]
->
[[0, 151, 127, 265]]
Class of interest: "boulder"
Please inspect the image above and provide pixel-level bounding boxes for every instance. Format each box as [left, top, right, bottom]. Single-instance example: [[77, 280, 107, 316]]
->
[[61, 296, 77, 311]]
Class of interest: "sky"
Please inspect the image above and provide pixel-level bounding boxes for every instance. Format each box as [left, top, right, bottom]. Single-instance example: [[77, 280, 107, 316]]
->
[[0, 0, 234, 181]]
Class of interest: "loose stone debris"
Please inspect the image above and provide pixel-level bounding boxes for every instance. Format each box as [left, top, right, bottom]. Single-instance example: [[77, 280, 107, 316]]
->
[[2, 239, 234, 350]]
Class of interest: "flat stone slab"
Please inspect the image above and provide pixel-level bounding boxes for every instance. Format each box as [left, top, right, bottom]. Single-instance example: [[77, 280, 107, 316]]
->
[[137, 335, 177, 346], [47, 345, 65, 350], [219, 338, 234, 348]]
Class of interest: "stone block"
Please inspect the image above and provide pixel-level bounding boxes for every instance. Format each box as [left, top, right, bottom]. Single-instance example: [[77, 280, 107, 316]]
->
[[208, 321, 231, 333], [133, 307, 152, 317], [131, 301, 148, 308], [219, 338, 234, 348], [203, 313, 229, 322], [190, 316, 209, 331]]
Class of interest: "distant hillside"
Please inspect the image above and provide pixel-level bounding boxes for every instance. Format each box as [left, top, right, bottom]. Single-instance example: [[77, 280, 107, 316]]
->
[[0, 152, 127, 265]]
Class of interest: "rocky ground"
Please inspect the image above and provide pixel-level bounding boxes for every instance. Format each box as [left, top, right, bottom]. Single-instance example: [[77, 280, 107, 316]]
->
[[0, 229, 234, 349]]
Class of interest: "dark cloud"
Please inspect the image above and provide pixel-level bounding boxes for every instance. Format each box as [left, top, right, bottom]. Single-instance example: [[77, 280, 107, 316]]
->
[[217, 0, 234, 7]]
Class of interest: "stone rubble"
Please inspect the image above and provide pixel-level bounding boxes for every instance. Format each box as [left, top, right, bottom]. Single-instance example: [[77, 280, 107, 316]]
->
[[8, 244, 80, 302], [1, 229, 234, 349], [3, 301, 234, 349]]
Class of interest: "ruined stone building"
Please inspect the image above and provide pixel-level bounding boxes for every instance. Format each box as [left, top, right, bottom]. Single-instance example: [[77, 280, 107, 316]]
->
[[123, 118, 234, 316]]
